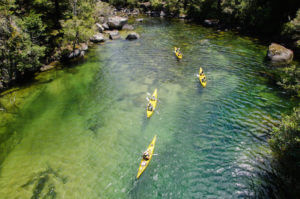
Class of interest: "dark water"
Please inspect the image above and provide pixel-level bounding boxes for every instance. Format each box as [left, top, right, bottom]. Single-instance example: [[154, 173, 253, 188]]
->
[[0, 18, 296, 198]]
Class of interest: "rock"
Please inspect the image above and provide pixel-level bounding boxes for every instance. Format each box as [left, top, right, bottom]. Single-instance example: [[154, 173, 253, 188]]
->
[[136, 18, 144, 22], [96, 23, 104, 33], [90, 33, 105, 43], [160, 11, 166, 17], [80, 43, 88, 51], [107, 30, 120, 40], [199, 39, 210, 45], [131, 8, 140, 16], [107, 16, 128, 30], [179, 14, 187, 19], [68, 49, 81, 59], [80, 51, 85, 57], [102, 23, 109, 30], [40, 61, 59, 72], [151, 11, 160, 17], [203, 19, 219, 27], [267, 43, 294, 64], [98, 16, 105, 24], [122, 24, 134, 30], [126, 32, 140, 40]]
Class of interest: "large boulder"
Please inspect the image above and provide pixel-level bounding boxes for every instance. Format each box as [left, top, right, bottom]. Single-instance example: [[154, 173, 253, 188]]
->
[[102, 23, 109, 30], [107, 16, 128, 30], [122, 24, 134, 30], [90, 33, 105, 43], [267, 43, 294, 64], [107, 30, 120, 40], [96, 23, 104, 33], [126, 32, 140, 40]]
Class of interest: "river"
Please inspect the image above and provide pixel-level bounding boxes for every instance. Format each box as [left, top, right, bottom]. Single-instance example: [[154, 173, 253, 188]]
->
[[0, 18, 296, 198]]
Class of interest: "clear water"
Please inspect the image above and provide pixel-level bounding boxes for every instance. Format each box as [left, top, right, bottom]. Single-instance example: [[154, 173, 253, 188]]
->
[[0, 18, 296, 198]]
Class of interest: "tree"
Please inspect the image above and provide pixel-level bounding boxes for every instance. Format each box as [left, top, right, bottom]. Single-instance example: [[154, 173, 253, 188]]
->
[[61, 0, 95, 51], [0, 1, 45, 84]]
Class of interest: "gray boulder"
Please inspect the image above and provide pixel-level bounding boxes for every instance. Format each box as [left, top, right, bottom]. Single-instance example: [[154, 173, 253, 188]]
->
[[96, 23, 104, 33], [107, 30, 120, 40], [267, 43, 294, 64], [122, 24, 134, 30], [68, 49, 81, 59], [102, 23, 109, 30], [90, 33, 105, 43], [107, 16, 128, 30], [126, 32, 140, 40]]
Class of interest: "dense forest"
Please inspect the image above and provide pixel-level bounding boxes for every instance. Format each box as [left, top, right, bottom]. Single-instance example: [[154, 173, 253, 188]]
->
[[0, 0, 299, 197]]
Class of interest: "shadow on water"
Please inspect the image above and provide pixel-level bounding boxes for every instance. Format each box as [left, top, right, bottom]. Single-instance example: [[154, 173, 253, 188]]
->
[[248, 154, 300, 199], [21, 166, 67, 199]]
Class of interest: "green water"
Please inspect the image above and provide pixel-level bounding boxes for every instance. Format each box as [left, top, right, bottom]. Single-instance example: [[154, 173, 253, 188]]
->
[[0, 18, 296, 198]]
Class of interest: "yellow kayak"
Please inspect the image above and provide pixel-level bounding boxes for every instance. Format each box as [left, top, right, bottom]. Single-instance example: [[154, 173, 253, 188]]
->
[[146, 88, 158, 118], [199, 67, 207, 88], [174, 47, 182, 59], [137, 135, 157, 179]]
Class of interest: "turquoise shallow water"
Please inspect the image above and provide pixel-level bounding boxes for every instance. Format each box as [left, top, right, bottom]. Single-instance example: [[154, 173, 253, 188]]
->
[[0, 18, 296, 198]]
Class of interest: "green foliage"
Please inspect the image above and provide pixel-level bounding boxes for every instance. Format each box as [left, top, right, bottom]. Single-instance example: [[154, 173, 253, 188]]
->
[[275, 65, 300, 97], [61, 0, 95, 50], [269, 107, 300, 163], [0, 13, 45, 82], [18, 12, 47, 44]]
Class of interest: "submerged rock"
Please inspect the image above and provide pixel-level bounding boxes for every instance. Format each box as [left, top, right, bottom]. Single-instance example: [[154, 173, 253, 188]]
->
[[122, 24, 134, 30], [90, 33, 105, 43], [107, 16, 128, 30], [267, 43, 294, 64], [40, 61, 59, 72], [126, 32, 140, 40]]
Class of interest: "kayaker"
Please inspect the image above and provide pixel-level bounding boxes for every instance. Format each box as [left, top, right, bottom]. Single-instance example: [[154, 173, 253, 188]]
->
[[148, 103, 153, 111], [200, 70, 204, 76], [150, 96, 156, 101], [143, 150, 150, 160]]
